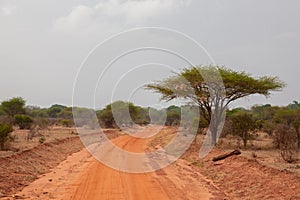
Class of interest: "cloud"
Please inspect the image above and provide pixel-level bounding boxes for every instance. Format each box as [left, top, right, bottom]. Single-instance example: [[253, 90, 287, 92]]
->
[[54, 5, 95, 32], [53, 0, 192, 33], [0, 4, 16, 16]]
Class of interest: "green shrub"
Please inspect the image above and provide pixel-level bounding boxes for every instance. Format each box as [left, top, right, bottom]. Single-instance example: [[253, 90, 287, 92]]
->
[[61, 119, 73, 127], [0, 123, 13, 150], [14, 114, 33, 129]]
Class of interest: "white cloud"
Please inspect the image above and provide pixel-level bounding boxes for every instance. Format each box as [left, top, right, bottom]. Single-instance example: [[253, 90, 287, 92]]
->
[[54, 5, 95, 32], [53, 0, 192, 33], [0, 4, 16, 16]]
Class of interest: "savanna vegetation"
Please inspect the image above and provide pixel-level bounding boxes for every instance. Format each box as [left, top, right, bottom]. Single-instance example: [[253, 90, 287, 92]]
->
[[0, 66, 298, 163]]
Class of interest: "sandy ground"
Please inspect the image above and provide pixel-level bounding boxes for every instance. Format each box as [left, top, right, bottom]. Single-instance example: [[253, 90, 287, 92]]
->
[[3, 126, 217, 200]]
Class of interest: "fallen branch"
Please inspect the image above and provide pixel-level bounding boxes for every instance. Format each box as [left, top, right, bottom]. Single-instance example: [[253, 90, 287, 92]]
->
[[212, 150, 241, 162]]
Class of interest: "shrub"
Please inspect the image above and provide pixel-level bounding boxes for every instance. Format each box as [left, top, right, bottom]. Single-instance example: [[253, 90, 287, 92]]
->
[[229, 112, 257, 148], [61, 119, 73, 127], [0, 97, 26, 117], [274, 124, 298, 163], [14, 114, 33, 129], [0, 123, 13, 150]]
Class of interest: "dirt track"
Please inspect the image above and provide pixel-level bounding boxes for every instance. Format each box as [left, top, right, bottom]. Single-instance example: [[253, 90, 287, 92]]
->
[[3, 126, 300, 199], [7, 126, 214, 200]]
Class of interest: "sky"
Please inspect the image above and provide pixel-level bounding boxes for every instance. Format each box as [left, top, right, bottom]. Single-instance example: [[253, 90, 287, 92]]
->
[[0, 0, 299, 109]]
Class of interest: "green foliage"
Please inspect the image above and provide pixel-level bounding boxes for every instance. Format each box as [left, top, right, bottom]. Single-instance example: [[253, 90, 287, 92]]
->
[[48, 106, 62, 118], [248, 103, 300, 150], [0, 108, 5, 116], [0, 97, 26, 117], [228, 112, 257, 148], [146, 65, 285, 144], [14, 114, 33, 129], [273, 108, 296, 125], [58, 107, 73, 119], [27, 106, 48, 118], [227, 107, 249, 118], [61, 119, 73, 127], [165, 106, 181, 126], [287, 101, 300, 110], [0, 123, 13, 150], [97, 101, 150, 128], [97, 105, 115, 128], [251, 104, 280, 121]]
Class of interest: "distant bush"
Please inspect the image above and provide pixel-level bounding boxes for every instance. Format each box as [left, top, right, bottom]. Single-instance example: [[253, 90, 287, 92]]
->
[[97, 101, 150, 128], [0, 97, 26, 117], [61, 119, 73, 127], [14, 114, 33, 129], [274, 125, 298, 163], [0, 123, 13, 150], [228, 112, 257, 148]]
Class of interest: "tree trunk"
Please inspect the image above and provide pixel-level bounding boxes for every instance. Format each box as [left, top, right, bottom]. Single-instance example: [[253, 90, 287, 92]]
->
[[210, 125, 217, 146]]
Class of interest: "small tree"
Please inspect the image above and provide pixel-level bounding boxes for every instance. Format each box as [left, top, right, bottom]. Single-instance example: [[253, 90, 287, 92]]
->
[[165, 106, 181, 126], [274, 124, 298, 163], [261, 120, 277, 137], [14, 114, 33, 129], [229, 112, 257, 148], [0, 123, 13, 150], [0, 97, 26, 118], [273, 107, 300, 149]]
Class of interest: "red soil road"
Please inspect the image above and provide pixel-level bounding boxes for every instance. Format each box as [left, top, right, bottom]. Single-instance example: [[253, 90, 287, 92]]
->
[[3, 126, 213, 200], [65, 126, 212, 200]]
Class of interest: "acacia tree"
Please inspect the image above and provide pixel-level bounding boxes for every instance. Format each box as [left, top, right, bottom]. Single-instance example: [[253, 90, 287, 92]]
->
[[146, 66, 285, 145]]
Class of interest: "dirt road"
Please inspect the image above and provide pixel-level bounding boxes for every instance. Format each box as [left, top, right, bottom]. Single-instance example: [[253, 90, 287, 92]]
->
[[8, 126, 214, 200]]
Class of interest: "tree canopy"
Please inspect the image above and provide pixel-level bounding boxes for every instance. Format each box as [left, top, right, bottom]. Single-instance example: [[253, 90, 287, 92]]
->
[[0, 97, 26, 117], [146, 66, 285, 144]]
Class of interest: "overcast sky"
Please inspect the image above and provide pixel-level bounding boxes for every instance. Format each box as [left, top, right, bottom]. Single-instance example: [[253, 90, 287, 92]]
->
[[0, 0, 299, 109]]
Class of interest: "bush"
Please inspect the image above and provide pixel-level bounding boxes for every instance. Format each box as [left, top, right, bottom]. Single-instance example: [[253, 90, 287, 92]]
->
[[0, 97, 26, 117], [274, 125, 298, 163], [0, 123, 13, 150], [228, 112, 257, 148], [14, 114, 33, 129], [61, 119, 73, 127], [35, 118, 49, 130]]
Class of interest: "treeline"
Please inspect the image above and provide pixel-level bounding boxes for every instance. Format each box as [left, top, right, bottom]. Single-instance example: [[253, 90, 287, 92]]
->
[[1, 97, 300, 162], [223, 101, 300, 162], [0, 98, 75, 128], [0, 97, 77, 150], [97, 100, 300, 163]]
